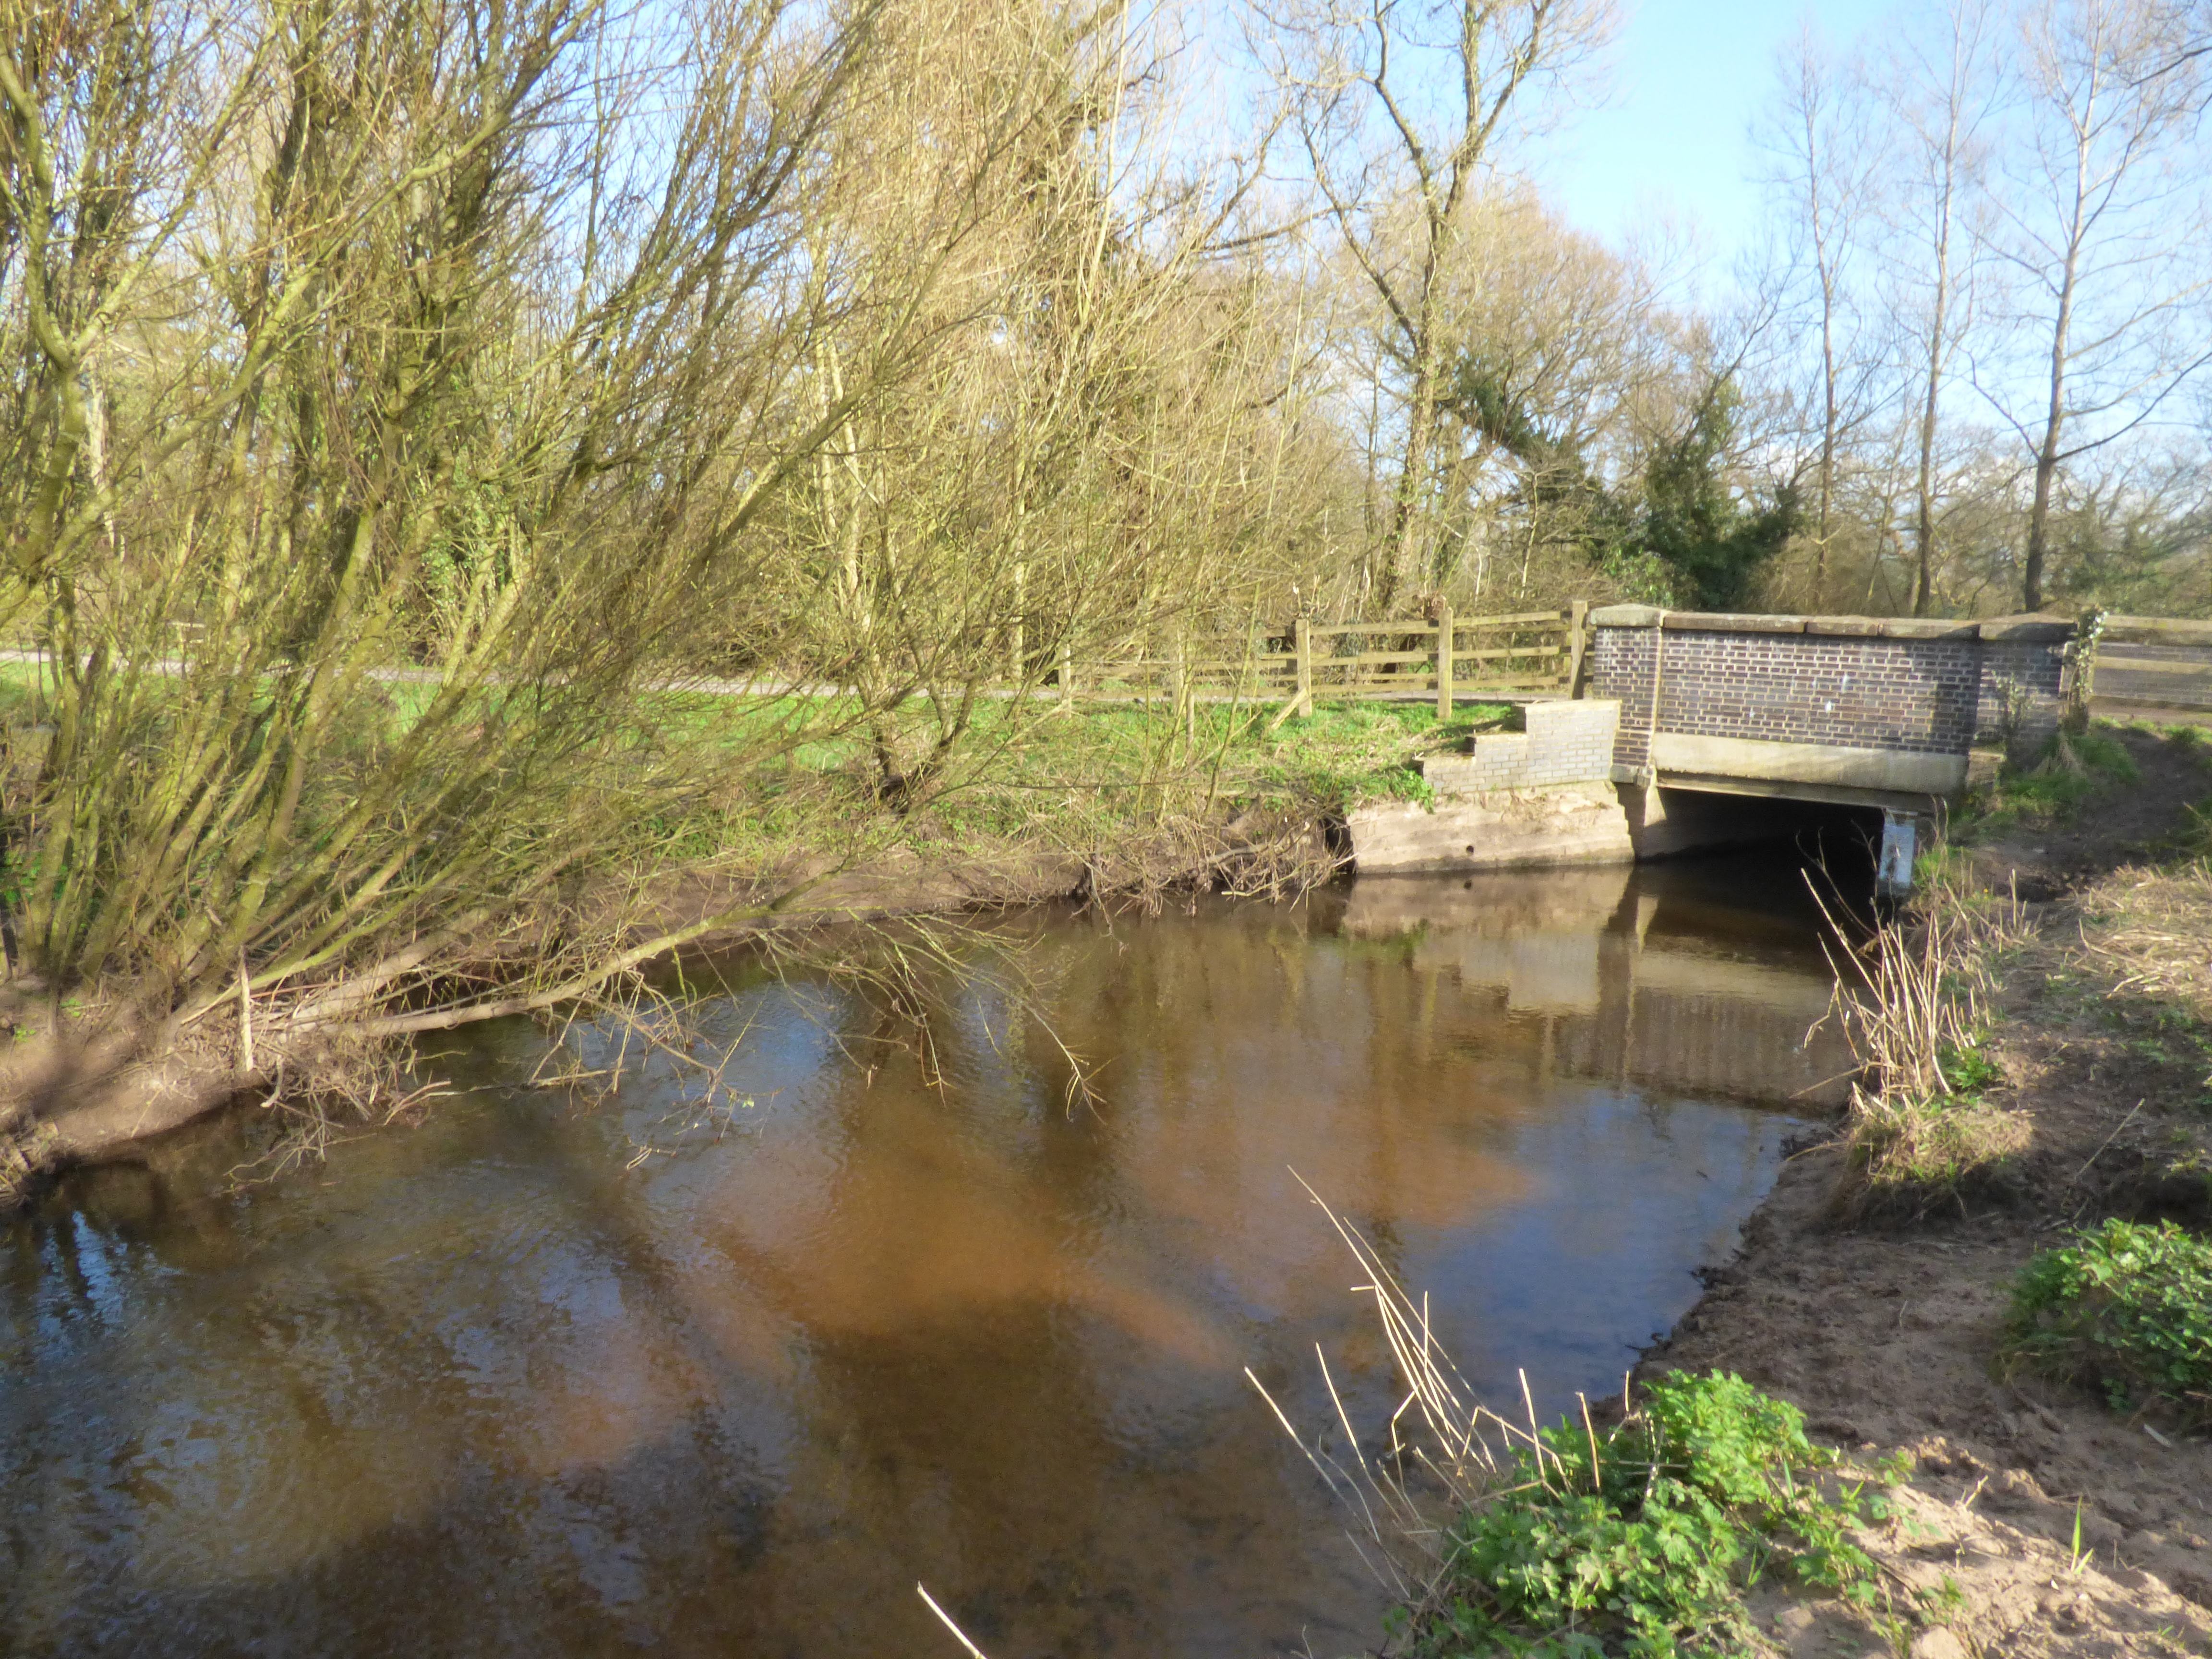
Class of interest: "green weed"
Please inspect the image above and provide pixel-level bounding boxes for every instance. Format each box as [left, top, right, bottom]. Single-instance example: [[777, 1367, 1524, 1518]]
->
[[1935, 1043, 2000, 1099], [2007, 1219, 2212, 1426], [1959, 721, 2142, 838], [1408, 1372, 1892, 1659]]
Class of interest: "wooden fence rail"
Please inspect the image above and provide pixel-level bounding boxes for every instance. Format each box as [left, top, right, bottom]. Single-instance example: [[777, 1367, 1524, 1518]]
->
[[2092, 614, 2212, 715], [1054, 602, 1588, 723]]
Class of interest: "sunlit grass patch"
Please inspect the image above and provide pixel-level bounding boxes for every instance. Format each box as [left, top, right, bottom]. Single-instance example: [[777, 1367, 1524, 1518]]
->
[[1412, 1372, 1895, 1659], [1958, 721, 2143, 838]]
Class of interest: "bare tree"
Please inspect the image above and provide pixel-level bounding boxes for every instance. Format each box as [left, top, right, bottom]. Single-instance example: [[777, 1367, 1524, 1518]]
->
[[1267, 0, 1614, 613], [1876, 0, 2002, 614], [1756, 24, 1889, 604], [1982, 0, 2212, 609], [0, 0, 1063, 1051]]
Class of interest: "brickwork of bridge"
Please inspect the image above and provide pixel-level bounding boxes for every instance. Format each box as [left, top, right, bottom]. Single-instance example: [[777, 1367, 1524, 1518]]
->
[[1348, 606, 2083, 885], [1584, 605, 2075, 814]]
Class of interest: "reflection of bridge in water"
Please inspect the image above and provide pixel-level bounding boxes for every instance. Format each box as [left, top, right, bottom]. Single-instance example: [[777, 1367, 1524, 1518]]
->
[[1334, 866, 1849, 1109]]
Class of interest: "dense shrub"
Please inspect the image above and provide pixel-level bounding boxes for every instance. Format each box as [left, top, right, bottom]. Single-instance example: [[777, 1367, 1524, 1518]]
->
[[1408, 1372, 1888, 1658], [2007, 1219, 2212, 1425]]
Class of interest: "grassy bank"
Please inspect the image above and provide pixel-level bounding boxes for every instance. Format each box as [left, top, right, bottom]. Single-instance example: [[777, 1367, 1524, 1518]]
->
[[0, 691, 1515, 1196], [642, 693, 1516, 867]]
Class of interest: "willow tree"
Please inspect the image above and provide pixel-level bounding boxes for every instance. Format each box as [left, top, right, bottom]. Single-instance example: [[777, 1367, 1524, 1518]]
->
[[0, 0, 1076, 1131], [757, 0, 1325, 806]]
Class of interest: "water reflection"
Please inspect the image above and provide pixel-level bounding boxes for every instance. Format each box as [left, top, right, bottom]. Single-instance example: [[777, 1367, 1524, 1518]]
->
[[0, 862, 1847, 1658]]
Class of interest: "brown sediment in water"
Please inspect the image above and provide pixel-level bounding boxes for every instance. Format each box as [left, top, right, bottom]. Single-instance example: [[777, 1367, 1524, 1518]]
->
[[0, 860, 1843, 1657]]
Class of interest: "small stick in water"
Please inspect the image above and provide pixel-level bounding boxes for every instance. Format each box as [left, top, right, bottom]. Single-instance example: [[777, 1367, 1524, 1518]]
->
[[917, 1584, 991, 1659]]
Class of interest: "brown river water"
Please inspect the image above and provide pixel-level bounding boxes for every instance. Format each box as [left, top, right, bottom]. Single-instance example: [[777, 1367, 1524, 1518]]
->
[[1, 860, 1853, 1658]]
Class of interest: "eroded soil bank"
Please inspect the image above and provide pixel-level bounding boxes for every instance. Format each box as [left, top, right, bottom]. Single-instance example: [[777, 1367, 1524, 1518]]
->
[[0, 804, 1337, 1186], [1643, 725, 2212, 1659]]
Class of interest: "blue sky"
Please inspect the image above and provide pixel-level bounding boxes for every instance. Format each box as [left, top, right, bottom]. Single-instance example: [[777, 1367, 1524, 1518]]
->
[[1526, 0, 1901, 271]]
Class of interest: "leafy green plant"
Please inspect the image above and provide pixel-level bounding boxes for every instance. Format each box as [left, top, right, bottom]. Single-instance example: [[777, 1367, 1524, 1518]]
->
[[1936, 1043, 2000, 1099], [1410, 1373, 1888, 1658], [2007, 1219, 2212, 1425]]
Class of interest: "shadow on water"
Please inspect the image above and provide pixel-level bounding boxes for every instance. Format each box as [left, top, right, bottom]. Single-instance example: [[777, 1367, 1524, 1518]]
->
[[0, 855, 1855, 1658]]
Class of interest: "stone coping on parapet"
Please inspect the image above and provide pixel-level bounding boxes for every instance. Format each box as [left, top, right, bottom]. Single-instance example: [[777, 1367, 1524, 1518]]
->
[[1586, 606, 2076, 643]]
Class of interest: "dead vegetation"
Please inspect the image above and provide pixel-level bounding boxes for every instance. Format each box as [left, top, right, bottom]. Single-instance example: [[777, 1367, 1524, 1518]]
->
[[1815, 873, 2037, 1218]]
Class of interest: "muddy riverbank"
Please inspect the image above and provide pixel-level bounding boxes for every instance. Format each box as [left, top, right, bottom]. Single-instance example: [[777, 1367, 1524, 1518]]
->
[[1640, 725, 2212, 1659], [0, 805, 1337, 1188]]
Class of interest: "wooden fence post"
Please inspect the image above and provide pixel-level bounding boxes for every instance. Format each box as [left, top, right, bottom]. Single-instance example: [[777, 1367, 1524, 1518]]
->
[[1293, 618, 1312, 718], [1435, 603, 1454, 720], [1567, 599, 1588, 696]]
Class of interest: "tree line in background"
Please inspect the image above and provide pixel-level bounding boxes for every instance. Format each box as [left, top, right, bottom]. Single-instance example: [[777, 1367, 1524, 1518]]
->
[[0, 0, 2206, 1029]]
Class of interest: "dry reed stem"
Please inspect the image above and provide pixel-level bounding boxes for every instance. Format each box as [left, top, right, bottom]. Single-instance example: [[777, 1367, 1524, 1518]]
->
[[1247, 1174, 1587, 1623], [2069, 863, 2212, 1028], [916, 1584, 991, 1658], [1806, 866, 2046, 1202]]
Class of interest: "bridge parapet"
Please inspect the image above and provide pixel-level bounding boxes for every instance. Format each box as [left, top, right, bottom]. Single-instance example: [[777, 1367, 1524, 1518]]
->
[[1587, 606, 2073, 811]]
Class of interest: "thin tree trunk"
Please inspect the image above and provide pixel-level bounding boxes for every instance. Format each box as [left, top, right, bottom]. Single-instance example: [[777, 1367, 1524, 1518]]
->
[[1912, 176, 1953, 616], [2025, 197, 2083, 613], [1384, 280, 1443, 616]]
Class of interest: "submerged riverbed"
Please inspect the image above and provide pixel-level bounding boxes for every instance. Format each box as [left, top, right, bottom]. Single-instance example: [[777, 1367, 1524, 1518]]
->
[[2, 860, 1851, 1658]]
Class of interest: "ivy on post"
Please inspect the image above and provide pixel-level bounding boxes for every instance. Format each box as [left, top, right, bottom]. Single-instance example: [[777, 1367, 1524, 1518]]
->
[[2061, 609, 2104, 736]]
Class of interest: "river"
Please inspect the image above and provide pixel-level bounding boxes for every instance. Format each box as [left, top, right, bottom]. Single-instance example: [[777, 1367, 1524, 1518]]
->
[[0, 859, 1852, 1658]]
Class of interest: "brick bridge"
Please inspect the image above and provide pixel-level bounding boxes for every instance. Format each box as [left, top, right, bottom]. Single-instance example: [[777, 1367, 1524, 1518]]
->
[[1349, 606, 2080, 888], [1584, 605, 2072, 812]]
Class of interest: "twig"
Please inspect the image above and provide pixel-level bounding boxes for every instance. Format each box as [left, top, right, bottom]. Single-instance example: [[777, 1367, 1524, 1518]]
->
[[916, 1585, 990, 1659], [2071, 1099, 2146, 1183]]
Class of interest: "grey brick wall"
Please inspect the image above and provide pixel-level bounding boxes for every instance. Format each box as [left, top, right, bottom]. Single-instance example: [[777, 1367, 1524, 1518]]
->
[[1653, 632, 1977, 754], [1424, 700, 1620, 794], [1975, 638, 2066, 750], [1591, 629, 1657, 769], [1587, 610, 2076, 775]]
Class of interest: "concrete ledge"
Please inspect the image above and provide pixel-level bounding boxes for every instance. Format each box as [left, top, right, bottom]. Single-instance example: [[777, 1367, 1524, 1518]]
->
[[1347, 783, 1634, 872], [1588, 607, 2075, 644], [1650, 733, 1968, 796], [1976, 613, 2076, 642], [1655, 773, 1948, 814], [1661, 611, 1805, 634], [1872, 618, 1981, 640]]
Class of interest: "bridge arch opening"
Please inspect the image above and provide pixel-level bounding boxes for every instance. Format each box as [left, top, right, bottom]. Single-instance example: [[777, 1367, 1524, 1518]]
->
[[1619, 783, 1893, 886]]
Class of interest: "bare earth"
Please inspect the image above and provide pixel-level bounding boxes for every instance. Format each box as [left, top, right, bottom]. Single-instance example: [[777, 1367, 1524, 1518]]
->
[[1642, 727, 2212, 1659]]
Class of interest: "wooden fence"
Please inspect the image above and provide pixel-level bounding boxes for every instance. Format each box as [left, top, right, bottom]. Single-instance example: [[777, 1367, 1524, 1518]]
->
[[2092, 614, 2212, 717], [1057, 602, 1588, 721]]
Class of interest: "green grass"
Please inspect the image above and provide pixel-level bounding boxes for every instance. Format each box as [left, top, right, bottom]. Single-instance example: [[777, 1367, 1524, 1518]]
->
[[0, 646, 1523, 885], [2007, 1219, 2212, 1426], [1406, 1372, 1899, 1659], [1958, 722, 2143, 839]]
